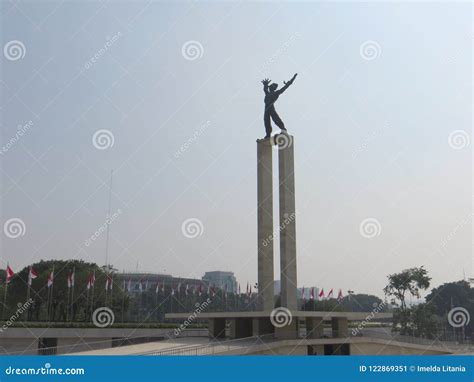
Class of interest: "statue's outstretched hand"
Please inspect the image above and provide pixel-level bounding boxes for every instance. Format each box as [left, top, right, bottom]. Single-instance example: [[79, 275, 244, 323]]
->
[[261, 78, 271, 85], [284, 73, 298, 85]]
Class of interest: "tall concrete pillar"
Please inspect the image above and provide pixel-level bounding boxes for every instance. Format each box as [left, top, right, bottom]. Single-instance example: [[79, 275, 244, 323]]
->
[[277, 134, 298, 310], [257, 138, 275, 311]]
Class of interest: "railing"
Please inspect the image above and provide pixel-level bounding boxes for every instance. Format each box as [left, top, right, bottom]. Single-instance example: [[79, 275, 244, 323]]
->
[[141, 334, 276, 356], [354, 328, 474, 350]]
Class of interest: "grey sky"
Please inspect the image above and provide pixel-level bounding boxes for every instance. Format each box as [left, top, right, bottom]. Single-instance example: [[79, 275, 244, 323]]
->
[[1, 1, 472, 299]]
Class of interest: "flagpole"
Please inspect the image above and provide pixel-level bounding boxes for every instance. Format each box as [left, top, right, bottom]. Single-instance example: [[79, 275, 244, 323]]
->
[[25, 267, 31, 321], [66, 270, 70, 322], [90, 270, 96, 321], [50, 264, 55, 321], [2, 265, 8, 320], [70, 267, 75, 321]]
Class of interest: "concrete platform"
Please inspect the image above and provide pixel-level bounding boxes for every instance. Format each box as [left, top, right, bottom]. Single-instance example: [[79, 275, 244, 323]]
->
[[166, 310, 392, 340]]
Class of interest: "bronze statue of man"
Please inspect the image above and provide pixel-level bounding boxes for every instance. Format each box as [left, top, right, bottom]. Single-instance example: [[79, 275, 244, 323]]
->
[[261, 73, 297, 139]]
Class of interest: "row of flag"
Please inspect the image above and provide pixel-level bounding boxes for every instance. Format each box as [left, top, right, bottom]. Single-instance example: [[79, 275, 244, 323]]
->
[[5, 266, 346, 302], [301, 287, 344, 301]]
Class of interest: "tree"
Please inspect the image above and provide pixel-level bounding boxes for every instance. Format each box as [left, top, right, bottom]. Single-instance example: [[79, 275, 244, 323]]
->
[[384, 266, 431, 310]]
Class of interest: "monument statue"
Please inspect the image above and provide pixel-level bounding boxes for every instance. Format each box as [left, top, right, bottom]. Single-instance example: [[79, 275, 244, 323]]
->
[[261, 73, 297, 139]]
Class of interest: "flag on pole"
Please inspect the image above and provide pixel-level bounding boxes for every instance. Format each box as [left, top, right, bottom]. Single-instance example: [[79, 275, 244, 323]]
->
[[86, 272, 96, 290], [177, 282, 181, 294], [211, 285, 216, 297], [318, 288, 325, 300], [5, 265, 14, 284], [302, 286, 306, 301], [47, 270, 54, 288], [127, 278, 132, 292], [28, 266, 38, 286], [67, 270, 74, 288], [198, 284, 202, 296], [185, 284, 189, 296], [238, 284, 241, 295], [310, 287, 314, 300], [161, 280, 165, 293], [138, 279, 143, 292], [327, 288, 334, 298], [155, 282, 160, 294], [171, 286, 175, 296], [337, 289, 344, 302]]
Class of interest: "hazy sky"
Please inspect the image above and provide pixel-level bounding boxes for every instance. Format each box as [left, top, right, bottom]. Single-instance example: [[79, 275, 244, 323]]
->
[[1, 1, 472, 299]]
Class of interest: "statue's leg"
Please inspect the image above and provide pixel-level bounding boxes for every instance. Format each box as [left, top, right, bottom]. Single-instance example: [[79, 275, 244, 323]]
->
[[264, 110, 272, 138], [271, 109, 286, 131]]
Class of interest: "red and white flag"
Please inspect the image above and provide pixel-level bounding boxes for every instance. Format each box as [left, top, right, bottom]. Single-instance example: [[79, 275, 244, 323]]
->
[[28, 266, 38, 286], [86, 272, 96, 290], [318, 288, 325, 300], [327, 288, 334, 298], [5, 265, 14, 284], [198, 284, 202, 296], [47, 271, 54, 288], [67, 270, 75, 288], [155, 282, 160, 294], [177, 283, 181, 293], [138, 279, 143, 292], [337, 289, 344, 302], [302, 286, 306, 301], [310, 287, 315, 301], [185, 284, 189, 296], [171, 287, 175, 296]]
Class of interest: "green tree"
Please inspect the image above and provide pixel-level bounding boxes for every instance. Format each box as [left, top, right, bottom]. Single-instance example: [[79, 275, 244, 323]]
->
[[384, 266, 431, 310]]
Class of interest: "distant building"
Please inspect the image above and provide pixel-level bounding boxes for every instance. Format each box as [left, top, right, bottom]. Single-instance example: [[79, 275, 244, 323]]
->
[[202, 271, 237, 293], [117, 272, 205, 294], [274, 280, 319, 299]]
